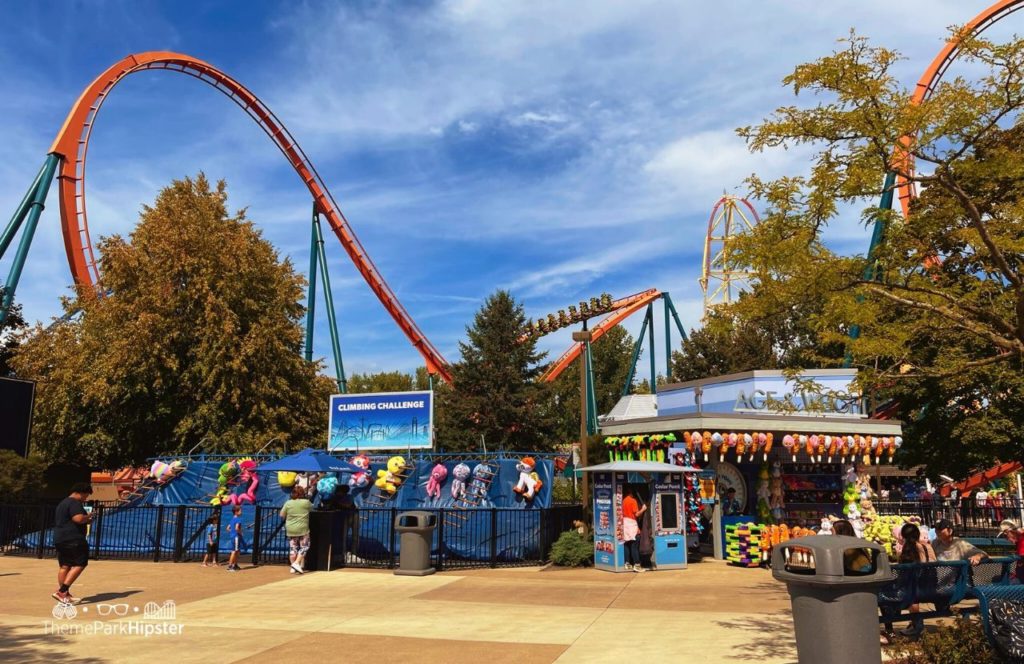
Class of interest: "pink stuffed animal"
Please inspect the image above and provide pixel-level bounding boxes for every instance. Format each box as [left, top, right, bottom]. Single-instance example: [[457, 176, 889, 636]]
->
[[425, 463, 448, 500]]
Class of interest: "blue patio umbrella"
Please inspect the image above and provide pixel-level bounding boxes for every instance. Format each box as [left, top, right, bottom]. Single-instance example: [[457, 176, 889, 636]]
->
[[258, 448, 364, 474]]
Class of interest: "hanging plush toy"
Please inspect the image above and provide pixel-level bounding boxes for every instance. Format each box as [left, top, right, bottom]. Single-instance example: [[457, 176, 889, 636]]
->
[[375, 456, 407, 494], [697, 431, 709, 461], [890, 436, 902, 462], [425, 463, 448, 500], [837, 436, 848, 463], [317, 475, 339, 500], [782, 435, 795, 462], [826, 436, 836, 464], [468, 464, 493, 500], [513, 457, 543, 500], [227, 458, 260, 505], [348, 454, 371, 488], [277, 471, 297, 489], [711, 432, 725, 462], [743, 433, 755, 461], [813, 435, 824, 463], [450, 463, 471, 500], [150, 459, 185, 484], [210, 460, 240, 506], [763, 433, 773, 461]]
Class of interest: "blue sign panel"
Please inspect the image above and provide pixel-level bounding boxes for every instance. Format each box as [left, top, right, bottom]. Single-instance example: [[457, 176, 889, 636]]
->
[[328, 390, 433, 452], [658, 370, 865, 418]]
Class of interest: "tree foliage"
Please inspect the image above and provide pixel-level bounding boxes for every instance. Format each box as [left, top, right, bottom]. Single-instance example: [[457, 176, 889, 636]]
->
[[0, 450, 47, 502], [729, 32, 1024, 475], [435, 290, 557, 452], [346, 368, 432, 394], [551, 324, 636, 442], [13, 175, 333, 468], [0, 291, 26, 377]]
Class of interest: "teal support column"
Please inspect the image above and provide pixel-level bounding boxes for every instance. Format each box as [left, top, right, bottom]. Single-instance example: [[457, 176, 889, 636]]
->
[[1, 154, 59, 327], [646, 303, 656, 390], [663, 296, 672, 377], [313, 215, 347, 393], [428, 372, 434, 392], [845, 171, 896, 366], [0, 160, 50, 260], [584, 340, 598, 434], [621, 307, 652, 396], [303, 206, 319, 363], [663, 292, 688, 341]]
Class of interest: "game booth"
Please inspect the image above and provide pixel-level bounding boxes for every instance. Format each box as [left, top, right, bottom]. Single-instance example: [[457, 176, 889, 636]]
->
[[600, 370, 903, 565], [579, 460, 700, 572]]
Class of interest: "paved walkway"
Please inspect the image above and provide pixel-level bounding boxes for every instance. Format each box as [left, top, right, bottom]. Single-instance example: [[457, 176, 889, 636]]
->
[[0, 557, 800, 663]]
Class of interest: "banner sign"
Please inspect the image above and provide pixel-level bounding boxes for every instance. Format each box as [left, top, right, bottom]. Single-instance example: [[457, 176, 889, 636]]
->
[[328, 390, 433, 452], [592, 472, 615, 568]]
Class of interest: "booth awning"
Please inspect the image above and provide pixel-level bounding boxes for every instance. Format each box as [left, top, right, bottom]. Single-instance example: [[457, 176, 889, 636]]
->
[[599, 412, 902, 437], [578, 461, 700, 473]]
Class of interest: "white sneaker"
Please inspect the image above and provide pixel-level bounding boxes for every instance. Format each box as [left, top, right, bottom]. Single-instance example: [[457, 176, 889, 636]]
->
[[290, 567, 297, 574], [634, 566, 646, 573], [624, 564, 633, 571], [290, 562, 304, 575]]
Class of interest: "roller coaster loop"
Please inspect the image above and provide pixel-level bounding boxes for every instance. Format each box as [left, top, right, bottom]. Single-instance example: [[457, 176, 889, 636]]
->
[[0, 52, 451, 382]]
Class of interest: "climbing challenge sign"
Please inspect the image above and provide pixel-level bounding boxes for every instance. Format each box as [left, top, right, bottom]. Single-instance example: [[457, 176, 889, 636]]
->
[[328, 390, 434, 452]]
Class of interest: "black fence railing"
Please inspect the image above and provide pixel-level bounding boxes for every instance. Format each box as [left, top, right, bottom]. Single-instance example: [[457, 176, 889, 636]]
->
[[873, 501, 1024, 538], [0, 503, 585, 570]]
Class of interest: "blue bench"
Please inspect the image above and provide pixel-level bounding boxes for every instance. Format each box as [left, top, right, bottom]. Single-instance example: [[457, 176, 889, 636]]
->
[[966, 584, 1024, 657], [877, 556, 1019, 630]]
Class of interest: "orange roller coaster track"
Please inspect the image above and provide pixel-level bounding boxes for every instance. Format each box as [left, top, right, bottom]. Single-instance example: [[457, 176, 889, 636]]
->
[[894, 0, 1024, 216], [542, 289, 663, 382], [44, 51, 452, 382]]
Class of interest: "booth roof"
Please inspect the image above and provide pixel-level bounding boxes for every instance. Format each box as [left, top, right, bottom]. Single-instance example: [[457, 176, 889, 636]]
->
[[577, 461, 700, 473]]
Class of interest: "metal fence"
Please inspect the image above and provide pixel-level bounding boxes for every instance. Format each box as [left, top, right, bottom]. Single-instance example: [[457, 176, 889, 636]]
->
[[0, 502, 584, 571], [873, 500, 1024, 537]]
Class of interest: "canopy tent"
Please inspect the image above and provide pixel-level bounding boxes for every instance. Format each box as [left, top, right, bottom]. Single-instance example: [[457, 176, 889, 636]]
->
[[258, 448, 364, 473]]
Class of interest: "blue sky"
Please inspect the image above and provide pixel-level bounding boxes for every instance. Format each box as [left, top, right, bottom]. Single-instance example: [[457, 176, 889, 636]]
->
[[0, 1, 1009, 379]]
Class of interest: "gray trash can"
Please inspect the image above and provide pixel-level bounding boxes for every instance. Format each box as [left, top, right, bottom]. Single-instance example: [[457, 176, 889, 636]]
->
[[771, 534, 890, 664], [394, 511, 437, 576]]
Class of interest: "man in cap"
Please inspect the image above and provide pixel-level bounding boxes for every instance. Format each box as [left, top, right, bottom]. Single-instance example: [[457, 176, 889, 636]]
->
[[932, 519, 987, 565]]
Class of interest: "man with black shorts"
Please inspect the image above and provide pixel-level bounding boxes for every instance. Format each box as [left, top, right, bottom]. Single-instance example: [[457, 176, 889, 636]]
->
[[53, 483, 93, 604]]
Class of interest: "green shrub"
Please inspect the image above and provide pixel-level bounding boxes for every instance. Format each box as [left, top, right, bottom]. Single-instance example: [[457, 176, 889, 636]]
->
[[550, 478, 580, 504], [886, 617, 1005, 664], [550, 530, 593, 567]]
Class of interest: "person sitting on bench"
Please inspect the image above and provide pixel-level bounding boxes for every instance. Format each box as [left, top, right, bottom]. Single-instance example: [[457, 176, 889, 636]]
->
[[932, 519, 987, 566]]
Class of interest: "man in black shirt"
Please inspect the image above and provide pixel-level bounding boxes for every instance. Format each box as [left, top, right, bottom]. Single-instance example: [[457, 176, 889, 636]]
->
[[52, 483, 93, 604]]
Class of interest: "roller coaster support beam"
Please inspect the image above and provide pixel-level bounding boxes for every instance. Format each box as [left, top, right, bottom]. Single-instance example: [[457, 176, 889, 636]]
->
[[621, 305, 653, 396], [313, 209, 347, 393], [844, 170, 896, 366], [646, 303, 656, 390], [1, 154, 59, 327], [303, 206, 319, 363], [584, 337, 598, 434]]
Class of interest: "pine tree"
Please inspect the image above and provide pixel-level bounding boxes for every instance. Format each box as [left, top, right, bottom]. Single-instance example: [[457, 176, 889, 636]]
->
[[436, 290, 557, 452]]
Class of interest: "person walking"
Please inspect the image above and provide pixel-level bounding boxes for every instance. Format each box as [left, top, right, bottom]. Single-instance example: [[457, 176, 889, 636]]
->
[[201, 515, 219, 567], [52, 483, 94, 604], [225, 506, 244, 571], [280, 485, 313, 574], [621, 486, 647, 573]]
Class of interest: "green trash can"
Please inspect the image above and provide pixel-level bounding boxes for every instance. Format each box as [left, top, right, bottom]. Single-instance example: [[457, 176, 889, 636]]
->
[[771, 534, 891, 664], [394, 511, 437, 576]]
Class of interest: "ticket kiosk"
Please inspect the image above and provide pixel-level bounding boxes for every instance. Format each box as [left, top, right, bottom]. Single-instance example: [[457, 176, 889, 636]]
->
[[580, 461, 698, 572]]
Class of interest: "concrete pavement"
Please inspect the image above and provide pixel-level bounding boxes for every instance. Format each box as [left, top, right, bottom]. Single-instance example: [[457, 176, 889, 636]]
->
[[0, 556, 800, 663]]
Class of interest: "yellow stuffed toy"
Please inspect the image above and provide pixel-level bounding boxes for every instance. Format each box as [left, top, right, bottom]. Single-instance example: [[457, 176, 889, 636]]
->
[[375, 456, 407, 494]]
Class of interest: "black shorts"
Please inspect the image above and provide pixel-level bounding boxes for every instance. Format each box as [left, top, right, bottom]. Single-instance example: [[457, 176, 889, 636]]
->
[[206, 542, 218, 555], [56, 540, 89, 568]]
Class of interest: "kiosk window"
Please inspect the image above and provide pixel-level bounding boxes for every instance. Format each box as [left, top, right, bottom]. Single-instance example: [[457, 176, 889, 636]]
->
[[658, 494, 679, 530]]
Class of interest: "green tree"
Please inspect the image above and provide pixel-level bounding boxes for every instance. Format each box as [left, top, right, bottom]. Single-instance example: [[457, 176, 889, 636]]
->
[[0, 291, 26, 377], [13, 175, 333, 468], [729, 32, 1024, 475], [346, 368, 432, 393], [0, 450, 47, 502], [551, 324, 636, 441], [436, 290, 557, 452]]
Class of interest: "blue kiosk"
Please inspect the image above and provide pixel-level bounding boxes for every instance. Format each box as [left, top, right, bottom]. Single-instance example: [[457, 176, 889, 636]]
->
[[579, 461, 698, 572]]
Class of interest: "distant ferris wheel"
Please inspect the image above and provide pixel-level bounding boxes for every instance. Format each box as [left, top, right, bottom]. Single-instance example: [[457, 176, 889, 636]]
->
[[700, 195, 761, 315]]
